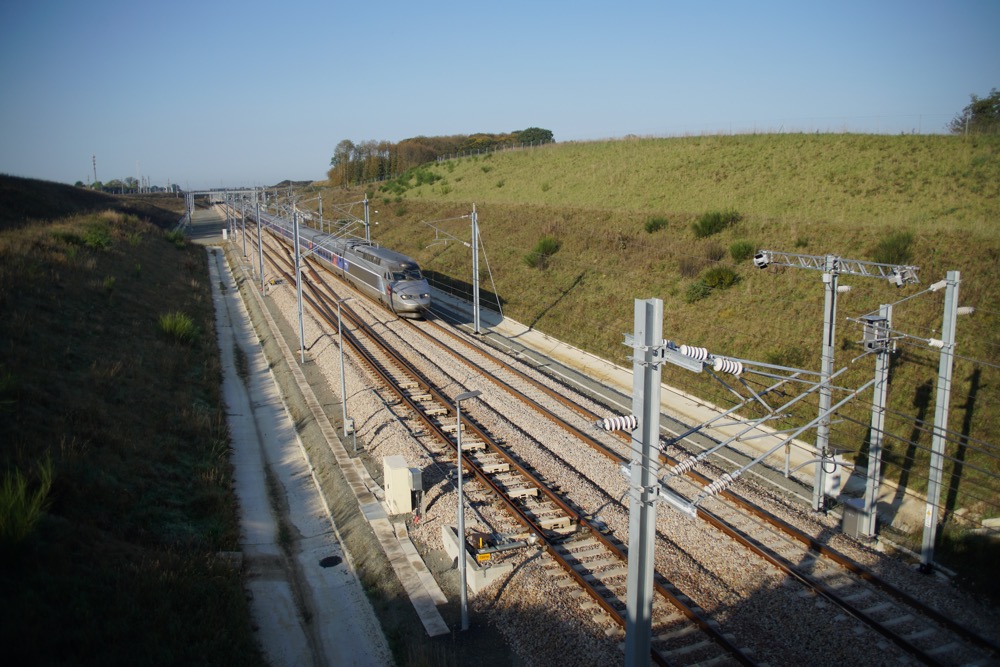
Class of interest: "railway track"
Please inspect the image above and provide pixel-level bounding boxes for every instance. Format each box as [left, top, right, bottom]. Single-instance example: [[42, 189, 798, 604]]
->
[[242, 222, 998, 666], [251, 225, 753, 665], [419, 315, 999, 666], [412, 309, 1000, 667]]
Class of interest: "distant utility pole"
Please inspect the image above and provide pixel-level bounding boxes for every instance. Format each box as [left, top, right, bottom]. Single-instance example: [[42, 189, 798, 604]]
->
[[92, 155, 97, 184]]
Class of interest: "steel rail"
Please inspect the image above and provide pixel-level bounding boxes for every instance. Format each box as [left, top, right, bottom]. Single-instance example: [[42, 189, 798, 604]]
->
[[256, 225, 994, 664], [252, 226, 752, 666], [423, 307, 999, 659], [296, 258, 750, 666], [320, 295, 752, 666]]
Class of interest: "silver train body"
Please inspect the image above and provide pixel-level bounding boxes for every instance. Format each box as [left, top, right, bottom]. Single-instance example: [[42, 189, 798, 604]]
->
[[257, 212, 431, 318]]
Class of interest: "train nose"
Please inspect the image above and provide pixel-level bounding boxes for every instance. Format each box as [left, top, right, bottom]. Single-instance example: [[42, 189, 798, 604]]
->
[[395, 287, 431, 310]]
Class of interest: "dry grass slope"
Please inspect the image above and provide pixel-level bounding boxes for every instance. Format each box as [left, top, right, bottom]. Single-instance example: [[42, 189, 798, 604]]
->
[[0, 176, 264, 666]]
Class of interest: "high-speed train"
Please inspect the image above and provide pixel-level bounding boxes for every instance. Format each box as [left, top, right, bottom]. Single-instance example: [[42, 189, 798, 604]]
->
[[253, 211, 431, 318]]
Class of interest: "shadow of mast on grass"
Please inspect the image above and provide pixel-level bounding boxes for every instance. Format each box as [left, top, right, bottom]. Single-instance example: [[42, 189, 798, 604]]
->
[[527, 271, 587, 331]]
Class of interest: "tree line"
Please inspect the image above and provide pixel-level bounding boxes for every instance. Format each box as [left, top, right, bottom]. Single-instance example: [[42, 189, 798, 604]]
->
[[327, 127, 554, 187], [949, 87, 1000, 135], [74, 177, 178, 194]]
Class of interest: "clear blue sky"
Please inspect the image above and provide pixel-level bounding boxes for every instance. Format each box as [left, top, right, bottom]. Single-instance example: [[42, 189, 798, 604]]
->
[[1, 0, 997, 190]]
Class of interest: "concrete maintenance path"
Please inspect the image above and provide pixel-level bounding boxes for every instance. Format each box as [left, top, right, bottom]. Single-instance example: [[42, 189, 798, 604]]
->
[[209, 247, 393, 667]]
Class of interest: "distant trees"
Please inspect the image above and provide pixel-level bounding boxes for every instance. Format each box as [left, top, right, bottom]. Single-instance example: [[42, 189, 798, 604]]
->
[[81, 178, 147, 193], [329, 140, 355, 187], [949, 87, 1000, 135], [518, 127, 554, 144], [327, 127, 554, 187]]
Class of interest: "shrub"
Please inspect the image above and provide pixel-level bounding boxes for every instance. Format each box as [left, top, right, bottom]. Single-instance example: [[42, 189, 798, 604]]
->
[[692, 209, 742, 238], [165, 230, 186, 248], [413, 168, 442, 186], [83, 222, 113, 250], [524, 236, 561, 269], [685, 280, 711, 303], [730, 240, 755, 262], [704, 242, 726, 261], [379, 180, 406, 197], [159, 311, 199, 345], [872, 230, 914, 265], [684, 266, 740, 303], [0, 457, 53, 546], [644, 216, 669, 234], [702, 266, 740, 290]]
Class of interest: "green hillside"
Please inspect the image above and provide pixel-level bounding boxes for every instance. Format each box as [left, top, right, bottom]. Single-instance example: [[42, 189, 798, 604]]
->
[[318, 133, 1000, 576], [386, 133, 997, 233]]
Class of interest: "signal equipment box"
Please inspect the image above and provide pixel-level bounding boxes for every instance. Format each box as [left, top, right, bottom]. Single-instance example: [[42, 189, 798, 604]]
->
[[384, 455, 422, 515]]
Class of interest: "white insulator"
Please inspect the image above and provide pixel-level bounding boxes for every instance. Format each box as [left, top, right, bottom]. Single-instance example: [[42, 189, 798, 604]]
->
[[712, 357, 744, 376], [670, 457, 699, 476], [705, 473, 734, 496], [679, 345, 709, 360], [599, 415, 638, 432]]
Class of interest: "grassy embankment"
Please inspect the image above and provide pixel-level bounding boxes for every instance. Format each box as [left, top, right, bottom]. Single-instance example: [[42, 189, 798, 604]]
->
[[0, 175, 264, 665], [314, 133, 999, 590]]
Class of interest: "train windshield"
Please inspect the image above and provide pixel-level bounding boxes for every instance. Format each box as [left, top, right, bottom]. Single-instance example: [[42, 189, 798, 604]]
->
[[392, 268, 423, 281]]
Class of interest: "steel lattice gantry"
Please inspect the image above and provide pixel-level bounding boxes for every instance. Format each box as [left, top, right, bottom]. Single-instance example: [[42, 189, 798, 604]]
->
[[752, 250, 919, 512]]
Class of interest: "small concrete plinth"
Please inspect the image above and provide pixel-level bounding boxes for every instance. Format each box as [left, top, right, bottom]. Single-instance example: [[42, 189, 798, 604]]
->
[[441, 525, 513, 594]]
